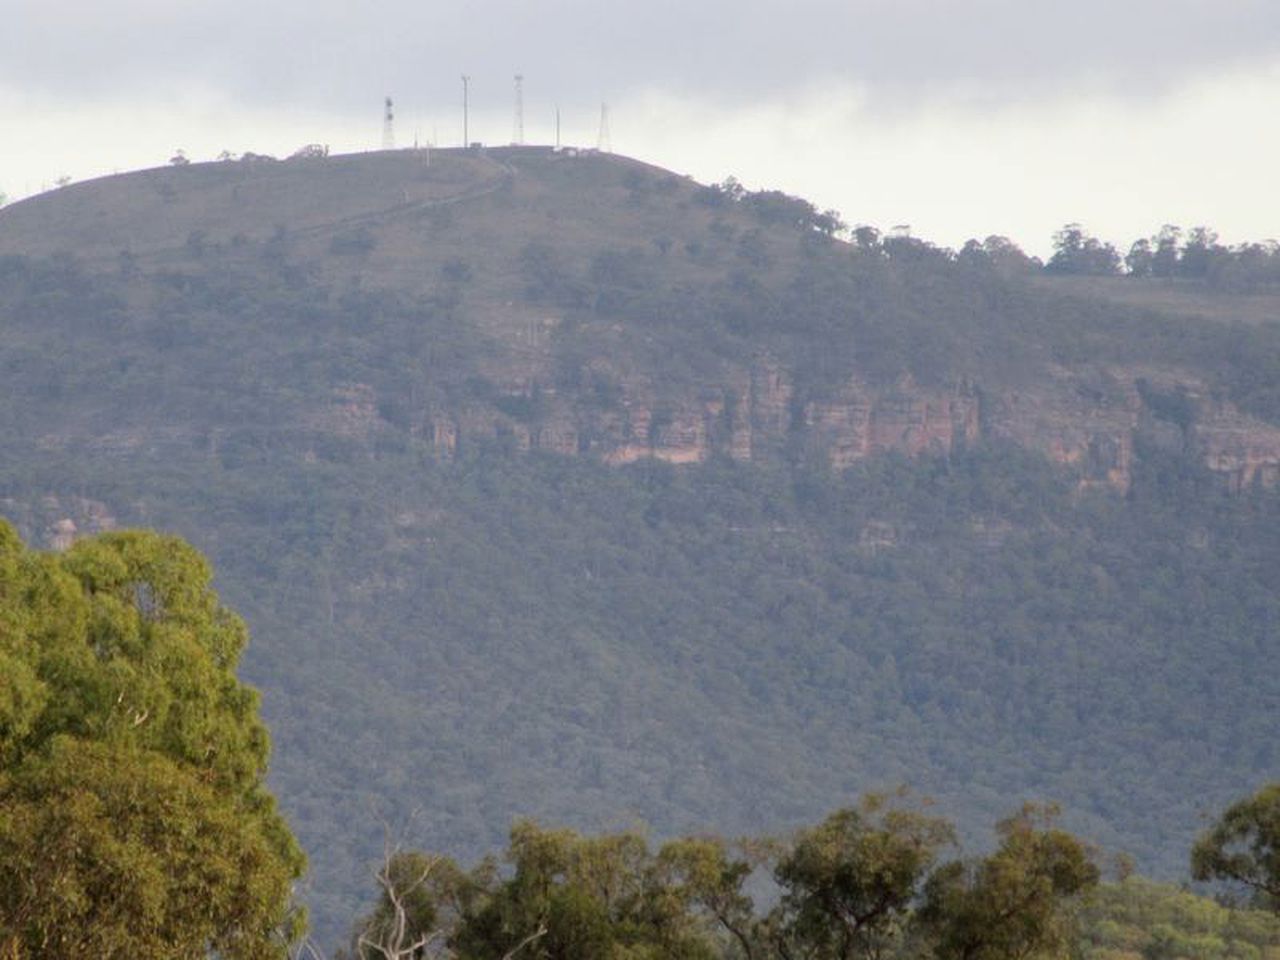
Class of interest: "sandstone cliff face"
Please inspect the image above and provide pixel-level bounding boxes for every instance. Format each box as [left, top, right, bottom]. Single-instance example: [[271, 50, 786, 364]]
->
[[34, 363, 1280, 496], [983, 367, 1141, 493], [803, 375, 980, 468], [983, 367, 1280, 492], [1191, 407, 1280, 492], [409, 358, 1280, 493]]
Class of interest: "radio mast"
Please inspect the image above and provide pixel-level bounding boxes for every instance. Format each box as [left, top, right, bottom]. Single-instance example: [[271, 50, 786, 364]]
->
[[461, 75, 470, 146], [597, 103, 611, 153], [513, 75, 525, 145], [382, 96, 395, 150]]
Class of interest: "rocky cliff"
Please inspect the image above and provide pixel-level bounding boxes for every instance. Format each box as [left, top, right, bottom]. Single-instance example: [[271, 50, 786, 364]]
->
[[324, 357, 1280, 493]]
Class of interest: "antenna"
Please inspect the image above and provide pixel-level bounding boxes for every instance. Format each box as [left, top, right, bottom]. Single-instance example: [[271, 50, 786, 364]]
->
[[555, 105, 561, 150], [461, 75, 470, 146], [513, 74, 525, 145], [382, 96, 395, 150], [597, 102, 611, 153]]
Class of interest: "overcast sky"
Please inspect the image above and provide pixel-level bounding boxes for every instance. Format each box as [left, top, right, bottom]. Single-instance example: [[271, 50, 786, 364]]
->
[[3, 0, 1278, 255]]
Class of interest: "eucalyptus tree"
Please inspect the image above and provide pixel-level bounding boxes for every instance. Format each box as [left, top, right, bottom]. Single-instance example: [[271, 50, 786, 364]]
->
[[1192, 783, 1280, 913], [0, 521, 306, 959]]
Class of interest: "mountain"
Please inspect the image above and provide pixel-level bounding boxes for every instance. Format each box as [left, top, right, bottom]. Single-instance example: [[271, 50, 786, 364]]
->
[[1, 147, 1277, 944]]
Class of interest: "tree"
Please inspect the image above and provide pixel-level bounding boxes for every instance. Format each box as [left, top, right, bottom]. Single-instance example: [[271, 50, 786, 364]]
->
[[917, 803, 1098, 960], [350, 843, 446, 960], [960, 237, 1039, 275], [769, 792, 956, 960], [1191, 783, 1280, 913], [447, 821, 724, 960], [0, 522, 306, 959], [1179, 226, 1222, 280], [1046, 224, 1120, 276], [655, 836, 764, 959], [851, 225, 882, 250], [342, 815, 493, 960], [337, 803, 1110, 960], [1126, 239, 1154, 277], [1152, 225, 1182, 278], [450, 822, 624, 960]]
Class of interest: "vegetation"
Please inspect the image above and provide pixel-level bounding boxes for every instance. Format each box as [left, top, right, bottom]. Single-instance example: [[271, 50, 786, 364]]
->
[[1044, 221, 1280, 290], [1192, 785, 1280, 913], [8, 440, 1262, 946], [0, 522, 305, 959], [0, 151, 1278, 946], [1082, 875, 1280, 960], [339, 795, 1097, 960], [336, 789, 1280, 960], [0, 512, 1275, 958]]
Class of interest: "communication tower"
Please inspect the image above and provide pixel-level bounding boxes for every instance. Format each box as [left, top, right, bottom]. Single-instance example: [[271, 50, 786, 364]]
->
[[462, 75, 471, 146], [597, 103, 611, 153], [382, 96, 395, 150], [513, 75, 525, 145]]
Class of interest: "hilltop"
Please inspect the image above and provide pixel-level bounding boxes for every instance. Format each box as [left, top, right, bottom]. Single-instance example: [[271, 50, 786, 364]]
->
[[4, 147, 1280, 490], [1, 148, 1278, 944]]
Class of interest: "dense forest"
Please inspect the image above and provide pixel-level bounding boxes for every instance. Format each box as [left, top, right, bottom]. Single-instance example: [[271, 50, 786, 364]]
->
[[3, 512, 1277, 958], [0, 149, 1278, 946]]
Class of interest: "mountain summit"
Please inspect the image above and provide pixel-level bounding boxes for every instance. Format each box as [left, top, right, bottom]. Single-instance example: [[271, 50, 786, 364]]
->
[[5, 146, 1279, 493]]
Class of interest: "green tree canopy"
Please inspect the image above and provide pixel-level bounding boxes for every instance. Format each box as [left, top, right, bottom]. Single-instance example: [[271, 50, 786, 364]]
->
[[1046, 224, 1121, 276], [453, 820, 721, 960], [341, 800, 1110, 960], [0, 521, 305, 959], [769, 792, 956, 960], [918, 803, 1099, 960], [1079, 875, 1280, 960], [1192, 783, 1280, 913]]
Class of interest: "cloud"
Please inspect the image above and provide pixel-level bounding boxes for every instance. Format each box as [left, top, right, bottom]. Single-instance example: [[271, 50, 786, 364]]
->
[[3, 0, 1277, 116], [614, 60, 1280, 256], [3, 3, 1278, 259]]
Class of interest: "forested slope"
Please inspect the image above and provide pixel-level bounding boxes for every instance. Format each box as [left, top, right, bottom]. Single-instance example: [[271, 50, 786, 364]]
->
[[0, 148, 1277, 942]]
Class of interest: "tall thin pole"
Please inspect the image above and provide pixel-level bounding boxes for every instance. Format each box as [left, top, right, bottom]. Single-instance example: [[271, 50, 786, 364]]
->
[[597, 102, 611, 153], [555, 106, 561, 150], [382, 96, 395, 150], [461, 75, 470, 146], [514, 75, 524, 145]]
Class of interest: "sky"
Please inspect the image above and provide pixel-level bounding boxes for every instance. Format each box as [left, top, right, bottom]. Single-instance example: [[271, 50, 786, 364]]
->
[[2, 0, 1278, 256]]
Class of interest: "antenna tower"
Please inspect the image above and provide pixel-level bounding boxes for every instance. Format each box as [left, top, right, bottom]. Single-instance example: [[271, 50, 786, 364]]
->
[[555, 105, 562, 150], [382, 96, 395, 150], [513, 75, 525, 145], [597, 102, 611, 153], [461, 75, 470, 146]]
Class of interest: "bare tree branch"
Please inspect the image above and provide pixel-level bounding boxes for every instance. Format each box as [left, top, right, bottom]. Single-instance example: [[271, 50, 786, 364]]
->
[[499, 924, 548, 960]]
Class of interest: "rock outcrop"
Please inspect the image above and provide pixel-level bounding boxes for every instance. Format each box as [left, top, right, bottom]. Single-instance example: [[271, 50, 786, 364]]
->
[[31, 365, 1280, 496], [406, 357, 1280, 493]]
